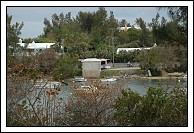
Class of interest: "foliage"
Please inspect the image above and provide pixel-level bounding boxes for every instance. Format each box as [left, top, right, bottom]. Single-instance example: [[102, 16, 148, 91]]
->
[[41, 8, 157, 60], [62, 81, 122, 126], [53, 54, 81, 80], [6, 14, 27, 77], [136, 45, 187, 75], [135, 17, 151, 47], [100, 70, 124, 78], [11, 7, 186, 71], [161, 7, 187, 35], [114, 83, 187, 126], [95, 43, 112, 59], [100, 69, 145, 78], [136, 45, 187, 73], [127, 28, 141, 43], [7, 75, 69, 126], [114, 89, 142, 126], [36, 48, 58, 74], [7, 72, 187, 126], [7, 76, 37, 126], [7, 14, 24, 55], [115, 50, 141, 63], [137, 47, 163, 76], [35, 37, 56, 43], [7, 7, 188, 127], [150, 7, 187, 47]]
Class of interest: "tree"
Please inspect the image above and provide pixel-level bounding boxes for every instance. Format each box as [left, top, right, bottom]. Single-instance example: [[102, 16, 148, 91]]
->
[[53, 55, 81, 80], [62, 81, 122, 126], [7, 14, 24, 55], [127, 27, 141, 43], [7, 73, 69, 126], [165, 21, 186, 46], [157, 7, 188, 46], [7, 14, 25, 80], [36, 48, 57, 74], [137, 47, 164, 76], [119, 19, 127, 27], [148, 13, 161, 44], [149, 14, 185, 47], [76, 11, 94, 33], [158, 7, 187, 34], [95, 43, 112, 59], [114, 84, 187, 126], [114, 89, 142, 126], [135, 18, 150, 47]]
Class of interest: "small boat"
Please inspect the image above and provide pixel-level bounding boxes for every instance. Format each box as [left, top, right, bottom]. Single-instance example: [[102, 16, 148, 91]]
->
[[61, 80, 68, 85], [34, 81, 61, 89], [73, 85, 97, 92], [49, 82, 61, 89], [100, 77, 117, 82], [80, 85, 97, 90], [183, 74, 187, 82], [74, 77, 87, 82], [34, 80, 47, 89]]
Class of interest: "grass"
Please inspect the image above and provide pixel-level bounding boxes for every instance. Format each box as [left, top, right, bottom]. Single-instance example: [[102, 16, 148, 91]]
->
[[100, 69, 145, 78]]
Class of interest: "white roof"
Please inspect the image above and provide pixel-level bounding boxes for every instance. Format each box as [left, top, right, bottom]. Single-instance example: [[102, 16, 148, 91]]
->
[[81, 58, 101, 62], [18, 41, 55, 49], [99, 58, 110, 61], [117, 47, 152, 54], [117, 27, 131, 30], [117, 26, 141, 31], [117, 43, 157, 54]]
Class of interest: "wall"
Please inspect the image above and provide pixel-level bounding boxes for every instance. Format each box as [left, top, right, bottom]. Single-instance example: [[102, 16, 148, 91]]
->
[[82, 61, 101, 78]]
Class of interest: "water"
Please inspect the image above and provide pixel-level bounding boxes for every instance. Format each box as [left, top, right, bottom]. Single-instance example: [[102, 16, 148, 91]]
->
[[20, 78, 187, 123], [59, 78, 187, 98], [123, 78, 187, 96], [57, 83, 72, 101]]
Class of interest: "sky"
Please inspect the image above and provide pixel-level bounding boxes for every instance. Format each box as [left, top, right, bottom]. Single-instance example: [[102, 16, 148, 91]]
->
[[7, 6, 170, 39]]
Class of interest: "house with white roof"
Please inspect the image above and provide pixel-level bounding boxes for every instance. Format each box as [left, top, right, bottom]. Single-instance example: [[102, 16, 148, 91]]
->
[[116, 43, 157, 54], [117, 24, 141, 32], [17, 39, 60, 55]]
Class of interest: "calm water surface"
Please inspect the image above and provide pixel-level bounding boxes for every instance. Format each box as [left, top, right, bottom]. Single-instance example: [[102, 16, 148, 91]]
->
[[123, 78, 187, 96], [58, 78, 187, 99]]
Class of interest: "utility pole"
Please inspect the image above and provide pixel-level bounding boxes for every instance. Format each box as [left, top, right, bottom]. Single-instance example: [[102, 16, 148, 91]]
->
[[61, 38, 65, 55], [112, 36, 115, 67], [111, 28, 117, 68]]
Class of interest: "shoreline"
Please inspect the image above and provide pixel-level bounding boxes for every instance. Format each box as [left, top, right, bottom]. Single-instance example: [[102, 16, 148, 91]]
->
[[68, 76, 184, 81], [139, 76, 183, 80]]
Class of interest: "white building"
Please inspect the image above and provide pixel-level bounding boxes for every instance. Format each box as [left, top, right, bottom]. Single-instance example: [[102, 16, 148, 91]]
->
[[81, 58, 101, 78], [117, 43, 157, 54], [117, 24, 141, 32], [18, 39, 56, 52]]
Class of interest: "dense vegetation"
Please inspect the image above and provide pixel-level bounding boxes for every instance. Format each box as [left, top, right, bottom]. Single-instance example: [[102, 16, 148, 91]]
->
[[7, 7, 187, 77], [6, 7, 188, 126], [7, 77, 187, 126], [114, 85, 187, 126]]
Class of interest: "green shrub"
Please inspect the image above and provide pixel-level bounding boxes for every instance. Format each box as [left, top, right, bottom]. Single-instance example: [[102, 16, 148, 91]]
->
[[114, 84, 187, 126]]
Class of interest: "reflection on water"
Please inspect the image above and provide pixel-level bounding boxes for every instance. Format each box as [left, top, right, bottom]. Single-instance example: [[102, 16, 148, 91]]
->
[[57, 83, 72, 101], [20, 78, 187, 125], [124, 78, 187, 96], [58, 78, 187, 99]]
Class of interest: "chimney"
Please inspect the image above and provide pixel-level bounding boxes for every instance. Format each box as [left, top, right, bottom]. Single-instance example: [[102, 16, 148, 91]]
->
[[125, 24, 127, 32], [19, 38, 22, 43]]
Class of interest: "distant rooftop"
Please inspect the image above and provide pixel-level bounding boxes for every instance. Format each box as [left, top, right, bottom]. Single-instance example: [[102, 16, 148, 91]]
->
[[81, 58, 101, 62], [17, 39, 56, 49], [117, 24, 141, 31], [117, 43, 157, 54]]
